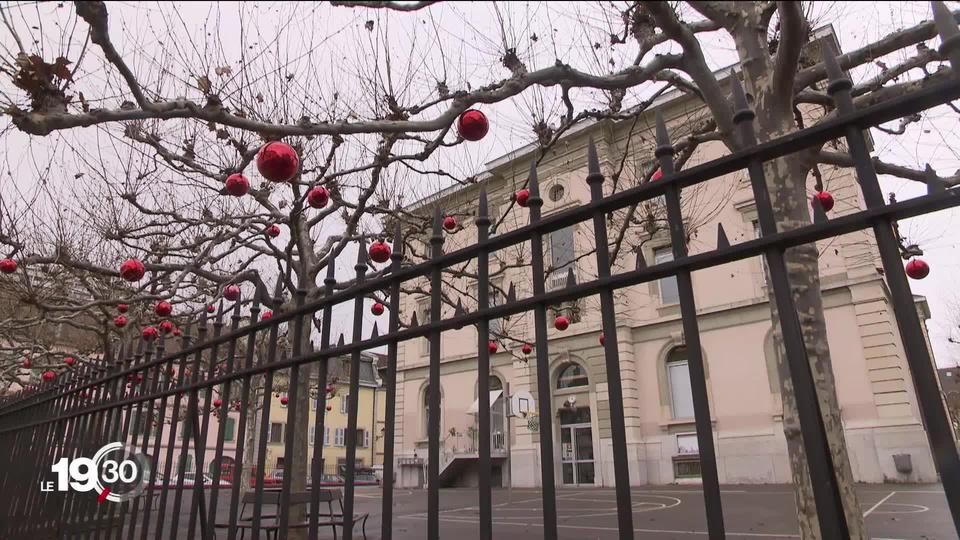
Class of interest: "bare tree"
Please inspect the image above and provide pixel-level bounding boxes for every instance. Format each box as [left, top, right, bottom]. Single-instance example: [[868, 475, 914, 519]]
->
[[2, 2, 958, 537]]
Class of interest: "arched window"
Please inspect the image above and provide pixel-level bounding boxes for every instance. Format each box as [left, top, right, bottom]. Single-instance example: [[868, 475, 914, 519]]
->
[[422, 384, 442, 437], [489, 376, 503, 391], [666, 347, 694, 419], [556, 362, 589, 389]]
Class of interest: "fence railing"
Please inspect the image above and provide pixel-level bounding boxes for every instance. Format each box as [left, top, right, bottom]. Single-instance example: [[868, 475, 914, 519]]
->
[[3, 6, 960, 539]]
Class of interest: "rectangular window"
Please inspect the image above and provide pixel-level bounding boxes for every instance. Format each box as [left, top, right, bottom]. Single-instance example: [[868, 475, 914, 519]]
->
[[269, 422, 284, 444], [654, 247, 680, 305], [324, 427, 330, 446], [674, 457, 701, 479], [667, 361, 695, 419], [223, 418, 236, 442], [753, 220, 768, 284], [335, 428, 345, 447], [418, 300, 431, 356], [677, 433, 699, 455], [547, 226, 575, 271], [340, 395, 349, 414], [179, 422, 191, 440], [357, 429, 368, 448], [309, 426, 315, 446]]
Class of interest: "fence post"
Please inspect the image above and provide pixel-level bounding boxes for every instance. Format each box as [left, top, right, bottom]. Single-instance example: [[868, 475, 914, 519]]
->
[[427, 208, 445, 540]]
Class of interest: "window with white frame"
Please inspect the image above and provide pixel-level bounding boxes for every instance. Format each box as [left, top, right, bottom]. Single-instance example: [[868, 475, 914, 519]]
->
[[418, 299, 431, 355], [223, 417, 236, 442], [753, 220, 768, 284], [340, 395, 349, 414], [357, 428, 369, 448], [546, 226, 576, 289], [677, 433, 699, 455], [309, 426, 315, 446], [269, 422, 284, 444], [666, 348, 694, 419], [324, 427, 330, 446], [335, 428, 345, 447], [654, 247, 680, 305]]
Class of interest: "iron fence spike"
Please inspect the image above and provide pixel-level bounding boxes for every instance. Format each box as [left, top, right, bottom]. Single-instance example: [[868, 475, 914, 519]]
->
[[717, 223, 730, 249], [635, 250, 647, 270], [370, 322, 379, 340], [410, 311, 419, 327], [565, 267, 577, 288], [507, 282, 517, 303], [587, 137, 602, 177]]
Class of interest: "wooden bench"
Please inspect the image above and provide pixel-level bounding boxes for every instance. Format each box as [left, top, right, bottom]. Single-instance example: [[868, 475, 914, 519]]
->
[[214, 489, 368, 539]]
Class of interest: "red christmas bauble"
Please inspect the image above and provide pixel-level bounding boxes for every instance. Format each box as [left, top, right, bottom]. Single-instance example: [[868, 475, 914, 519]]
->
[[119, 259, 145, 282], [155, 301, 173, 317], [64, 357, 76, 366], [224, 284, 241, 301], [308, 186, 330, 209], [266, 224, 281, 238], [142, 326, 160, 341], [262, 311, 273, 321], [207, 305, 216, 313], [906, 258, 930, 279], [80, 391, 88, 399], [136, 374, 143, 383], [225, 173, 250, 197], [214, 399, 222, 408], [325, 404, 333, 412], [812, 191, 835, 212], [522, 343, 532, 355], [457, 109, 489, 141], [443, 216, 457, 231], [515, 189, 530, 207], [21, 358, 31, 369], [42, 370, 55, 381], [325, 384, 334, 393], [159, 321, 174, 334], [280, 396, 289, 405], [0, 258, 17, 274], [488, 341, 498, 354], [114, 315, 128, 328], [652, 169, 663, 181], [173, 328, 182, 337], [369, 241, 392, 264], [599, 333, 605, 346], [257, 142, 300, 182], [117, 303, 129, 313], [371, 302, 385, 316], [554, 315, 569, 331]]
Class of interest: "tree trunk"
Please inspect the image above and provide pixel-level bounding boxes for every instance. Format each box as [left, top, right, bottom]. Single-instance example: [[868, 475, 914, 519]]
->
[[763, 154, 867, 539]]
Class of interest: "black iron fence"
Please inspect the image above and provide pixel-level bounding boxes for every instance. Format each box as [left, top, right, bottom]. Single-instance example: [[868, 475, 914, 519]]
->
[[4, 7, 960, 539]]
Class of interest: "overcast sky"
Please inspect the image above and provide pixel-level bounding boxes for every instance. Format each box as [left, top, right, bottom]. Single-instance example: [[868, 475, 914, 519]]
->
[[1, 2, 958, 365]]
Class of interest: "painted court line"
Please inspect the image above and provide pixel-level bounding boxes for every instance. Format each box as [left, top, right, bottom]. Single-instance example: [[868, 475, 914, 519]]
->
[[863, 491, 896, 518]]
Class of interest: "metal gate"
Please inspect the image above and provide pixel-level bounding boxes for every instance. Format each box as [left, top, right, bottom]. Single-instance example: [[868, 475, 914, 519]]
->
[[3, 10, 960, 540]]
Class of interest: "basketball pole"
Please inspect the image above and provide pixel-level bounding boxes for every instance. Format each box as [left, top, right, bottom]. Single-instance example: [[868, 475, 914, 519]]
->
[[506, 382, 512, 507]]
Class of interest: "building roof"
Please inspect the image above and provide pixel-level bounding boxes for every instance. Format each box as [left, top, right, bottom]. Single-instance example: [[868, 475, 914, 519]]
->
[[319, 352, 381, 387]]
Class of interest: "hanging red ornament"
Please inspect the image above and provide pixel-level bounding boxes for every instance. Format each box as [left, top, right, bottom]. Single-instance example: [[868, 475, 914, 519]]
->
[[119, 259, 145, 282], [224, 284, 241, 301], [225, 173, 250, 197], [326, 384, 334, 393], [812, 191, 835, 212], [515, 189, 530, 207], [117, 304, 129, 313], [599, 333, 605, 346], [142, 326, 160, 341], [521, 343, 532, 355], [64, 357, 76, 366], [207, 305, 216, 313], [261, 311, 273, 321], [371, 302, 385, 316], [136, 374, 143, 383], [257, 142, 300, 182], [155, 301, 173, 317], [488, 341, 498, 354], [80, 391, 88, 399], [280, 396, 289, 405], [159, 321, 174, 334], [443, 216, 457, 231], [214, 399, 222, 408], [651, 169, 663, 182], [42, 370, 55, 381], [21, 358, 31, 369], [173, 328, 182, 337], [554, 315, 570, 331], [0, 258, 17, 274], [457, 109, 489, 141], [114, 315, 128, 328], [369, 241, 392, 264], [266, 224, 281, 238], [905, 258, 930, 279], [326, 404, 333, 412], [308, 186, 330, 209]]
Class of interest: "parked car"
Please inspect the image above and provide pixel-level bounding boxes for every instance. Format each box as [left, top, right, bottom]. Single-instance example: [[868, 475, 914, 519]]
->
[[155, 472, 231, 488]]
